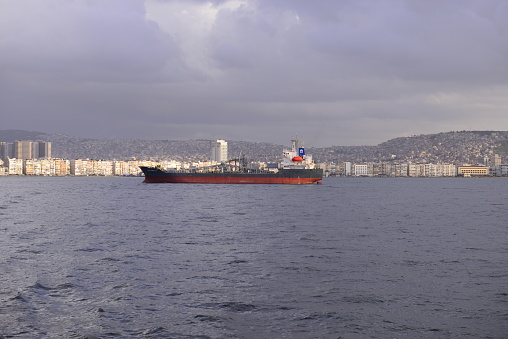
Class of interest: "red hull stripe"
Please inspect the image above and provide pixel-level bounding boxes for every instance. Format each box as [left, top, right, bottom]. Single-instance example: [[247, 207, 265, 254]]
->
[[143, 176, 322, 184]]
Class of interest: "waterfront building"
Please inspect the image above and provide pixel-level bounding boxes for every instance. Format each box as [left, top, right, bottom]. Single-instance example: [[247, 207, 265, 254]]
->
[[54, 159, 70, 176], [70, 159, 86, 176], [85, 160, 96, 176], [394, 163, 409, 177], [457, 165, 489, 177], [24, 159, 35, 175], [408, 163, 424, 177], [71, 159, 116, 176], [92, 160, 113, 176], [113, 161, 129, 176], [422, 163, 456, 177], [440, 164, 457, 177], [128, 160, 144, 176], [37, 159, 55, 176], [354, 164, 368, 176], [372, 162, 389, 176], [425, 164, 437, 177], [492, 164, 508, 176], [7, 159, 23, 175], [17, 158, 67, 175]]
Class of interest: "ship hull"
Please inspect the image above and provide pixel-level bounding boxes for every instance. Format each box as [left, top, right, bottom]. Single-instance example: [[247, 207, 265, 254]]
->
[[140, 167, 323, 184]]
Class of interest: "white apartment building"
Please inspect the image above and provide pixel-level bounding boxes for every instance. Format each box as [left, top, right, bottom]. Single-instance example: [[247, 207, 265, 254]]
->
[[211, 139, 228, 162], [354, 164, 369, 176], [492, 164, 508, 176], [7, 159, 23, 175], [344, 162, 352, 176], [394, 163, 409, 177]]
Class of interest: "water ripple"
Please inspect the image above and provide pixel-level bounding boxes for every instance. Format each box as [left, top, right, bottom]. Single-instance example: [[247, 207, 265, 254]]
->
[[0, 177, 506, 338]]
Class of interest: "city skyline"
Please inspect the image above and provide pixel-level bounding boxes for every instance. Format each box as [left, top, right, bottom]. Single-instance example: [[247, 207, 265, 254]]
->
[[1, 129, 507, 165], [2, 155, 507, 178], [0, 140, 52, 161], [1, 1, 507, 147]]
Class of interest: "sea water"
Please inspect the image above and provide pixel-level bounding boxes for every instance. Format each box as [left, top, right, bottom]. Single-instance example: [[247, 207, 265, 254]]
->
[[0, 177, 507, 338]]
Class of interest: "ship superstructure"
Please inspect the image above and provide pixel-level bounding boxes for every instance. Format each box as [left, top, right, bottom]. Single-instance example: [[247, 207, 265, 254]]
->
[[282, 137, 316, 170]]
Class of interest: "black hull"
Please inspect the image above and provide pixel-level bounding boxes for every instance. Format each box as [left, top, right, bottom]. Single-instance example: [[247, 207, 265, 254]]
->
[[140, 167, 323, 184]]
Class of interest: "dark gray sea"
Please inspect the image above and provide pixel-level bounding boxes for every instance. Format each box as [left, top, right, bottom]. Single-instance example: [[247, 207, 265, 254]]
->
[[0, 177, 507, 339]]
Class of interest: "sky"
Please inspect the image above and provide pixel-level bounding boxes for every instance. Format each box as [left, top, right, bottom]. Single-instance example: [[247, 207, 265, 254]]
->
[[1, 0, 508, 147]]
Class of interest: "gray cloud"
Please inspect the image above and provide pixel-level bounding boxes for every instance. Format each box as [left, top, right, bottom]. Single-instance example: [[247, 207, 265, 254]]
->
[[1, 0, 507, 147]]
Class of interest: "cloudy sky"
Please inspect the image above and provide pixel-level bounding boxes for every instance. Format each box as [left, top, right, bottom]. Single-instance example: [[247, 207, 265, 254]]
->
[[1, 0, 507, 146]]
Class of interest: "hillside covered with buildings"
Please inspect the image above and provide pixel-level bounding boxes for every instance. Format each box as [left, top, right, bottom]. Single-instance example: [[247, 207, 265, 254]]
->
[[1, 130, 507, 177], [313, 131, 508, 164], [1, 130, 507, 163]]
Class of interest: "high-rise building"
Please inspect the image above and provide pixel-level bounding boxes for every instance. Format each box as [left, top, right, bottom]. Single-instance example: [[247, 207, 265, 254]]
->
[[14, 140, 33, 159], [344, 162, 352, 176], [211, 139, 228, 162], [0, 142, 14, 161], [490, 154, 501, 167], [3, 141, 52, 160], [38, 142, 52, 159]]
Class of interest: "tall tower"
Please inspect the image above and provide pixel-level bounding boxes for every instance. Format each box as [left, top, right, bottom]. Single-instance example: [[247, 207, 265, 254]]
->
[[0, 142, 14, 161], [14, 140, 33, 159], [38, 142, 52, 159], [211, 139, 228, 162]]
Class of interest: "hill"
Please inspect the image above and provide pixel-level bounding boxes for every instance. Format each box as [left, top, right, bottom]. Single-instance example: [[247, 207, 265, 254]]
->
[[314, 131, 508, 164], [1, 130, 507, 164], [0, 130, 48, 142]]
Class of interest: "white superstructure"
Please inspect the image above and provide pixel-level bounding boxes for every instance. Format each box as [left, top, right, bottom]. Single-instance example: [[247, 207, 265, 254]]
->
[[282, 137, 316, 169]]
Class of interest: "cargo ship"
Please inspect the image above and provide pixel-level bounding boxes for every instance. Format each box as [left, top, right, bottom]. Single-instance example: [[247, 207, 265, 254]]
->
[[140, 138, 323, 184]]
